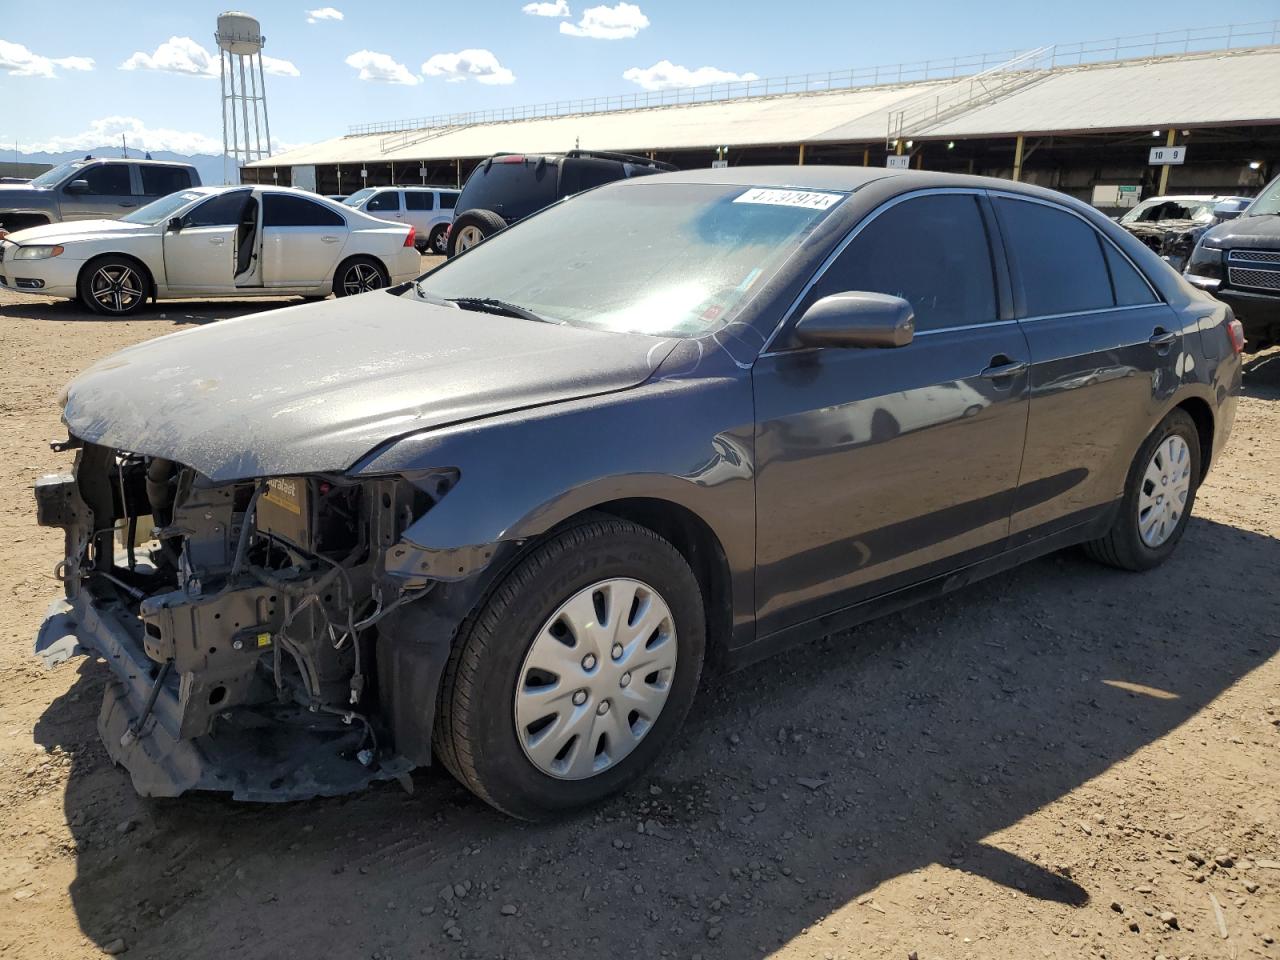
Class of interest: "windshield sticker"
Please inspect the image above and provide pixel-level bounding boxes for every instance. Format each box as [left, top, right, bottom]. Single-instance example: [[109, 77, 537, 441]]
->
[[733, 188, 844, 210]]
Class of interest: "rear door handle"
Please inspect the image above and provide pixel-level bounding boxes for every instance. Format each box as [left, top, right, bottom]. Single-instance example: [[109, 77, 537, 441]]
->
[[1148, 329, 1177, 346], [321, 235, 341, 243], [980, 358, 1029, 380], [209, 237, 226, 245]]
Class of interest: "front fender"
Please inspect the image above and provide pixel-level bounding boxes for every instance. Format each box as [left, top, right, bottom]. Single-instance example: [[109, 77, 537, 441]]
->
[[352, 373, 757, 635]]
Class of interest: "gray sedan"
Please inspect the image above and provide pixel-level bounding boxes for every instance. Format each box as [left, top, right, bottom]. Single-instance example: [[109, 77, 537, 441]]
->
[[34, 167, 1241, 818]]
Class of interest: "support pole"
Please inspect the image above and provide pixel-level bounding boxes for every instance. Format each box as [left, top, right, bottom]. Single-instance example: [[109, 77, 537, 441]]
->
[[863, 147, 870, 166], [257, 52, 272, 159], [1157, 128, 1176, 195], [1013, 134, 1025, 182], [798, 143, 806, 165], [220, 49, 229, 184], [456, 158, 462, 188]]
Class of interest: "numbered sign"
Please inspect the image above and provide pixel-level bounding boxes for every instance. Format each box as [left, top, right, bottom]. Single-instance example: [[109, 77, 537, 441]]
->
[[1149, 146, 1186, 166], [886, 155, 911, 170]]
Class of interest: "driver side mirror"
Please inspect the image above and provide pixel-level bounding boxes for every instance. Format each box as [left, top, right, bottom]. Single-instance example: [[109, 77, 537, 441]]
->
[[166, 217, 184, 232], [792, 292, 915, 349], [65, 179, 89, 194], [1213, 198, 1250, 221]]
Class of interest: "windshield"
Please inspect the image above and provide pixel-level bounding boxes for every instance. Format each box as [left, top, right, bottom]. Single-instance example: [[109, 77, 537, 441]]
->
[[412, 182, 846, 337], [343, 188, 376, 206], [30, 161, 84, 188], [1249, 177, 1280, 217], [121, 191, 204, 225], [1120, 199, 1215, 224]]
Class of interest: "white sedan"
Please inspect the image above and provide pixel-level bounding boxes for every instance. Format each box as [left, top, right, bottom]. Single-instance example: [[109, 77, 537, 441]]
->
[[0, 185, 422, 316]]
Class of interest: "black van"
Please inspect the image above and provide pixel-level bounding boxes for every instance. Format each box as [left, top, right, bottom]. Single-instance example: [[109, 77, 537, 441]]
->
[[446, 150, 675, 257]]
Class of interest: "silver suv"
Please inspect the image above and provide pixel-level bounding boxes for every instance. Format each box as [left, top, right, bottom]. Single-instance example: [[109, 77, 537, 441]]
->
[[343, 186, 459, 254], [0, 157, 200, 234]]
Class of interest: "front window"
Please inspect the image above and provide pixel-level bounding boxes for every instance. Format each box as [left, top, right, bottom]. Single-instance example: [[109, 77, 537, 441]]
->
[[121, 191, 205, 225], [1248, 178, 1280, 217], [30, 161, 84, 188], [411, 182, 846, 337], [343, 188, 376, 207]]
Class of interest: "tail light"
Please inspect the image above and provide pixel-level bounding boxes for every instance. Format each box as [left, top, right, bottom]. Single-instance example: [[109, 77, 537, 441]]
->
[[1227, 316, 1246, 354], [403, 226, 416, 249]]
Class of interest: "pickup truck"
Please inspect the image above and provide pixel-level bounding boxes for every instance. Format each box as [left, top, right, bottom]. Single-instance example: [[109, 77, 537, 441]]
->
[[0, 157, 200, 234], [1186, 175, 1280, 351]]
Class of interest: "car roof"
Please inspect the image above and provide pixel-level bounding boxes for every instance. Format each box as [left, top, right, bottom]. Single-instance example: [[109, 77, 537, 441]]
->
[[86, 157, 198, 168]]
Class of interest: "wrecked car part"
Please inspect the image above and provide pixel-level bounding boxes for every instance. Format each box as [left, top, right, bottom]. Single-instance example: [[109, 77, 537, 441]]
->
[[34, 450, 475, 800]]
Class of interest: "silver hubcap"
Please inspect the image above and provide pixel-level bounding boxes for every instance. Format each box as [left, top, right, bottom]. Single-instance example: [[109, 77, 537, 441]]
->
[[1138, 434, 1192, 547], [455, 225, 484, 251], [515, 578, 677, 780], [433, 229, 448, 252], [90, 265, 143, 313], [342, 263, 383, 295]]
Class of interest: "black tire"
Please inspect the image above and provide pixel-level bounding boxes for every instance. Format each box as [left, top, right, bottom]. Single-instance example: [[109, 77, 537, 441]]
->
[[445, 209, 507, 258], [1083, 408, 1201, 571], [77, 255, 151, 317], [332, 256, 389, 297], [426, 225, 449, 255], [433, 518, 706, 820]]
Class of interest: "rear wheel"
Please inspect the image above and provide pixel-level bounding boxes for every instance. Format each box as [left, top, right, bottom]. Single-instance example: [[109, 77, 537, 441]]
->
[[77, 255, 150, 317], [332, 256, 389, 297], [1084, 408, 1201, 571], [426, 225, 449, 255], [433, 518, 706, 820], [446, 209, 507, 257]]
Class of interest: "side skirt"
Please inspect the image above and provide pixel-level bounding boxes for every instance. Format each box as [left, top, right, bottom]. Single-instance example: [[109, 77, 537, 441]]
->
[[726, 506, 1117, 672]]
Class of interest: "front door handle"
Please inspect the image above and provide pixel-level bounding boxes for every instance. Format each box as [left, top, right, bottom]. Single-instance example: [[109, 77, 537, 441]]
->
[[209, 237, 226, 245], [980, 357, 1029, 380], [1148, 329, 1177, 346], [321, 235, 341, 243]]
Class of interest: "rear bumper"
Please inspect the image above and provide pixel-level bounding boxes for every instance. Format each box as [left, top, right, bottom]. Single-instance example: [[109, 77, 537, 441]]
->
[[35, 589, 410, 801], [1213, 288, 1280, 340]]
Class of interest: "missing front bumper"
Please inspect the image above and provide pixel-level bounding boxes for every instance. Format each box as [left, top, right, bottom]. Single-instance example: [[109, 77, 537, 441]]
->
[[35, 592, 411, 801]]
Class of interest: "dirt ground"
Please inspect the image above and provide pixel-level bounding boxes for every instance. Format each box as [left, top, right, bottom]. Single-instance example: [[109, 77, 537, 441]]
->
[[0, 277, 1277, 960]]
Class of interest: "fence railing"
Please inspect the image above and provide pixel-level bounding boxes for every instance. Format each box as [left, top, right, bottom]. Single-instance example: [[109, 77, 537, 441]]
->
[[347, 19, 1280, 140]]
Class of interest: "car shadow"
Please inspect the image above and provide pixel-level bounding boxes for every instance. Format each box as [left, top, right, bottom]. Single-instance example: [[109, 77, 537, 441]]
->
[[1243, 346, 1280, 399], [0, 296, 310, 325], [33, 515, 1280, 958]]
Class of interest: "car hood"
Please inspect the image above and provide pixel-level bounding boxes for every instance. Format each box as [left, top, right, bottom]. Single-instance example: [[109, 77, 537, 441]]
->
[[8, 219, 152, 244], [1200, 214, 1280, 250], [62, 292, 677, 482]]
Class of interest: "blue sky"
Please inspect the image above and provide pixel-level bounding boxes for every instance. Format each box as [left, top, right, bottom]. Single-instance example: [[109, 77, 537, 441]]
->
[[2, 0, 1278, 156]]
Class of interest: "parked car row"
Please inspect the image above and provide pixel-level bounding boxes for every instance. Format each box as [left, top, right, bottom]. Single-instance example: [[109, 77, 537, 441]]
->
[[1117, 193, 1251, 272]]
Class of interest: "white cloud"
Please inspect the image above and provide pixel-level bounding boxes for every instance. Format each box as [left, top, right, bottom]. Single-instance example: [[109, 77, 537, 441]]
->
[[306, 7, 344, 23], [121, 37, 299, 78], [623, 59, 759, 91], [560, 2, 648, 39], [522, 0, 570, 16], [345, 50, 420, 85], [0, 39, 94, 78], [422, 48, 515, 85], [22, 116, 224, 156]]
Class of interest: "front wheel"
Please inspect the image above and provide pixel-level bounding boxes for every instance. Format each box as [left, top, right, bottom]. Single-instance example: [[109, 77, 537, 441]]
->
[[1084, 408, 1201, 571], [78, 256, 149, 317], [433, 518, 706, 820], [332, 256, 389, 297]]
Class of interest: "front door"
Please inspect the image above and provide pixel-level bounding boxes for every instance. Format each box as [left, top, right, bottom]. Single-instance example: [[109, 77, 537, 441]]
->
[[163, 190, 251, 291], [991, 194, 1186, 542], [753, 192, 1030, 637], [60, 163, 136, 220], [261, 193, 348, 288]]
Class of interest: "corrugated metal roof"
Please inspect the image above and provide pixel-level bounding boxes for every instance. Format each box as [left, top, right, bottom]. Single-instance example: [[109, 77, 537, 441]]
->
[[250, 47, 1280, 168]]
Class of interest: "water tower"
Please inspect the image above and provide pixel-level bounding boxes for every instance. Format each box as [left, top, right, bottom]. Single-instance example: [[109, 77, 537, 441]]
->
[[216, 11, 273, 182]]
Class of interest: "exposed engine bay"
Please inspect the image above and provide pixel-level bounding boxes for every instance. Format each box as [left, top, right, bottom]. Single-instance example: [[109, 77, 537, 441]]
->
[[34, 438, 487, 800]]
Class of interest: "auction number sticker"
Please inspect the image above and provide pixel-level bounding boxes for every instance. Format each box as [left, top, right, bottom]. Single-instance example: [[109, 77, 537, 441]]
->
[[733, 188, 844, 210]]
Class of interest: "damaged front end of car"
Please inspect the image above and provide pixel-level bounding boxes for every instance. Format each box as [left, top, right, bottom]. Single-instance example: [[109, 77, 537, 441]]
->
[[34, 438, 496, 801]]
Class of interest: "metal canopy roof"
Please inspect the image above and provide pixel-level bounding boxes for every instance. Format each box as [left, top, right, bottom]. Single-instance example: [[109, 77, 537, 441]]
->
[[249, 45, 1280, 169]]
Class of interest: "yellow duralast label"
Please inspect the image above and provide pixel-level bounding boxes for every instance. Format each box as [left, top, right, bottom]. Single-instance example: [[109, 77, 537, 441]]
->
[[263, 478, 301, 514]]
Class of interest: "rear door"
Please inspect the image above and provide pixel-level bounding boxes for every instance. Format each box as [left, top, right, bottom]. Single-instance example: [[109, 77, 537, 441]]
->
[[753, 191, 1031, 636], [59, 162, 136, 220], [992, 194, 1179, 542], [163, 190, 250, 291], [404, 189, 436, 234], [261, 193, 348, 287]]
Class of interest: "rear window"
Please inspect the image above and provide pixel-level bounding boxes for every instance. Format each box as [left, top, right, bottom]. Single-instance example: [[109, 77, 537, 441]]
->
[[996, 198, 1114, 317], [439, 191, 458, 209], [263, 194, 346, 227], [456, 157, 559, 221], [141, 165, 193, 197], [406, 191, 434, 211]]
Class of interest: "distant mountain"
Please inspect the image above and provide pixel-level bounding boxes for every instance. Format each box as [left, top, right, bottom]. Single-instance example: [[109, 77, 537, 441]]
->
[[4, 149, 239, 187]]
